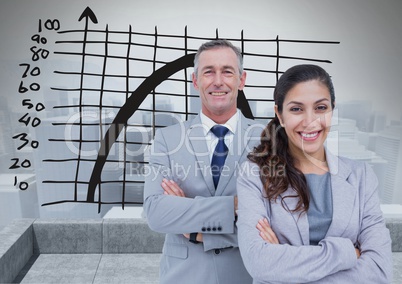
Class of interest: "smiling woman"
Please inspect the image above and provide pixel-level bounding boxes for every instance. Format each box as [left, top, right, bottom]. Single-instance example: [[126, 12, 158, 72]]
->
[[236, 64, 393, 283], [275, 80, 334, 173]]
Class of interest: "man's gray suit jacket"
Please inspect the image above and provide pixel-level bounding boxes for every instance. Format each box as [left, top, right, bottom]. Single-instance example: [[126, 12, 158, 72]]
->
[[143, 112, 263, 284]]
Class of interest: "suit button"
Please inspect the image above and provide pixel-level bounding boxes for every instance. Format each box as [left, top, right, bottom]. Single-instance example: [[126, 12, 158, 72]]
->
[[214, 249, 221, 255], [201, 227, 206, 232], [207, 227, 211, 231], [212, 227, 217, 231], [217, 227, 222, 231]]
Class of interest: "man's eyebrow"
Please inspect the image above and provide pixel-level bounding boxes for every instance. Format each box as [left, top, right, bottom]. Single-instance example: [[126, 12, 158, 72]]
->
[[201, 65, 213, 70], [201, 65, 236, 71], [221, 65, 237, 72]]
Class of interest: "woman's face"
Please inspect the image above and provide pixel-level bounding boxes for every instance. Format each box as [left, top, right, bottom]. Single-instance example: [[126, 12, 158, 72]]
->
[[275, 80, 334, 162]]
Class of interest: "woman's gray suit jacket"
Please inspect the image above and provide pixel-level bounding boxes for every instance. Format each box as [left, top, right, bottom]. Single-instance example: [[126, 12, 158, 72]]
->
[[237, 150, 393, 283]]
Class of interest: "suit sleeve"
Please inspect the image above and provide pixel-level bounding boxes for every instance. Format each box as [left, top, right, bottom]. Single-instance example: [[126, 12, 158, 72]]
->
[[143, 128, 237, 251], [237, 161, 357, 283], [309, 162, 393, 284]]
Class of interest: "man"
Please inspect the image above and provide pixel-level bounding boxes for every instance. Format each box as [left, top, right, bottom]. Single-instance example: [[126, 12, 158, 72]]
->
[[143, 39, 262, 284]]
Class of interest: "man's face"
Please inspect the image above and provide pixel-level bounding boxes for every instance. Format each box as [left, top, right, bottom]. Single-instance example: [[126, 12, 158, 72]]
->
[[192, 47, 246, 123]]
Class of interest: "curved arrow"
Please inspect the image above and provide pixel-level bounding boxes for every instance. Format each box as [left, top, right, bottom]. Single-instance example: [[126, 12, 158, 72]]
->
[[86, 54, 195, 202]]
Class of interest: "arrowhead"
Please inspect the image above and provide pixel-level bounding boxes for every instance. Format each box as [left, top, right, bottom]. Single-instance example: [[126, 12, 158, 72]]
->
[[78, 6, 98, 24]]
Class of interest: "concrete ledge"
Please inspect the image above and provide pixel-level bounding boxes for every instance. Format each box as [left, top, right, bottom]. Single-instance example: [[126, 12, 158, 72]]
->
[[386, 218, 402, 252], [103, 218, 164, 253], [0, 219, 34, 283], [33, 219, 103, 254], [32, 218, 164, 254], [0, 218, 164, 283]]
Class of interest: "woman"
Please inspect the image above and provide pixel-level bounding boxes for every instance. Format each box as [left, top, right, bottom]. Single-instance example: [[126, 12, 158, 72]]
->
[[236, 64, 393, 283]]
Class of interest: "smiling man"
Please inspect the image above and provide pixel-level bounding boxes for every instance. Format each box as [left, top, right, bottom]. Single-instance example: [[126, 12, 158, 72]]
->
[[143, 40, 262, 284], [193, 42, 246, 124]]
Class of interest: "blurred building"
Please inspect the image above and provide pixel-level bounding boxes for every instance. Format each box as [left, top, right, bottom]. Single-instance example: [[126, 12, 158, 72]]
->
[[329, 117, 389, 203], [375, 125, 402, 204]]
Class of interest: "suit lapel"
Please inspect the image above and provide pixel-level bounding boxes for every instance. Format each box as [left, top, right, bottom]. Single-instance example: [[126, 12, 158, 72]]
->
[[280, 190, 310, 245], [325, 151, 357, 237], [187, 115, 215, 195], [187, 113, 257, 196], [216, 114, 251, 195]]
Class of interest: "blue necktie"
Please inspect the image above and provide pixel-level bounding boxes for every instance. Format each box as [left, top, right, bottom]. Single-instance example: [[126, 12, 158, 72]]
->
[[210, 125, 229, 189]]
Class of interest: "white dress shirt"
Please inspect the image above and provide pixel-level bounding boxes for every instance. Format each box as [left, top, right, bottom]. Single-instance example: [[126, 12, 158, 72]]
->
[[200, 110, 239, 162]]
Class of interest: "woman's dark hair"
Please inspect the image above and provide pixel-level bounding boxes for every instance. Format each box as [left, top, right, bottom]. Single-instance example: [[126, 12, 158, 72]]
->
[[248, 64, 335, 213]]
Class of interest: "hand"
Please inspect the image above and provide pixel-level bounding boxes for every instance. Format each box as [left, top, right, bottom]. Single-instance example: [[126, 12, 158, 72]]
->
[[162, 179, 185, 197], [183, 233, 204, 242], [257, 218, 279, 244], [354, 241, 361, 258], [355, 248, 361, 259], [234, 195, 238, 216]]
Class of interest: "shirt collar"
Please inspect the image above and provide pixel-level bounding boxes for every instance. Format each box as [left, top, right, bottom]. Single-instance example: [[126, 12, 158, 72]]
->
[[200, 109, 239, 135]]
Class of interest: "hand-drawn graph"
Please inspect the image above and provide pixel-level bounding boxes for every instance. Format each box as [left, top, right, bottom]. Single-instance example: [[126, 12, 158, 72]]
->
[[40, 7, 339, 213]]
